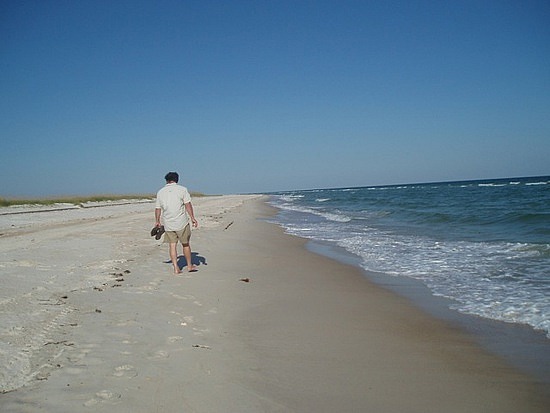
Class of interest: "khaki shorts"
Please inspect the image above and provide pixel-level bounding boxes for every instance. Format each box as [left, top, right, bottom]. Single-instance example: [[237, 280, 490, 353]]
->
[[163, 224, 191, 245]]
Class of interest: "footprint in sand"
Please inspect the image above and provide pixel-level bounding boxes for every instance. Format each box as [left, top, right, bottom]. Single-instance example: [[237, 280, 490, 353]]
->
[[114, 319, 139, 327], [83, 390, 122, 407], [66, 345, 97, 363], [170, 293, 195, 300], [167, 336, 184, 344], [170, 310, 185, 317], [113, 364, 138, 378], [67, 357, 105, 366], [148, 349, 170, 359], [192, 328, 209, 336], [138, 285, 159, 291]]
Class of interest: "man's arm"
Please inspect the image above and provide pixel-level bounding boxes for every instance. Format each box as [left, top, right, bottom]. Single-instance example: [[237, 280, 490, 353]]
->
[[155, 208, 162, 227], [185, 202, 198, 228]]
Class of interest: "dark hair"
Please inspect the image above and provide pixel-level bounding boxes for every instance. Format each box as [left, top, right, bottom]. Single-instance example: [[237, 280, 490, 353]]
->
[[164, 172, 179, 183]]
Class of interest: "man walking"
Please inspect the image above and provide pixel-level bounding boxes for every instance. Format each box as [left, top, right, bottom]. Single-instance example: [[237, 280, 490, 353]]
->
[[155, 172, 199, 274]]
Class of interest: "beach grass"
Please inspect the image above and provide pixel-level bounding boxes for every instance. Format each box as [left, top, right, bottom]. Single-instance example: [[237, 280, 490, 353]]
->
[[0, 195, 153, 207], [0, 192, 207, 207]]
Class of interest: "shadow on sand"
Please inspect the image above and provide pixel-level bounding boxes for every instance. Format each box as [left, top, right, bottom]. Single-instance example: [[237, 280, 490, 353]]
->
[[164, 252, 207, 270]]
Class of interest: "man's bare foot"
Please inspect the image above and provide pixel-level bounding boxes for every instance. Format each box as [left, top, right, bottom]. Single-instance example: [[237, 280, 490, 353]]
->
[[187, 266, 198, 273], [174, 268, 182, 274]]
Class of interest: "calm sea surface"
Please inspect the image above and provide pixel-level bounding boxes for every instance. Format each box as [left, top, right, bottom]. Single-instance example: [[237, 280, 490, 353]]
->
[[268, 176, 550, 338]]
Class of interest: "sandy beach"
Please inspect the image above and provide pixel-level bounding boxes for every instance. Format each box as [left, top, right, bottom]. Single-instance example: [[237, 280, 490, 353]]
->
[[1, 195, 548, 412]]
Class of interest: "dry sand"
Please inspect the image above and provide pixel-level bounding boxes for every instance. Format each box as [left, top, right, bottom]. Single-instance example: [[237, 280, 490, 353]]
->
[[0, 195, 548, 412]]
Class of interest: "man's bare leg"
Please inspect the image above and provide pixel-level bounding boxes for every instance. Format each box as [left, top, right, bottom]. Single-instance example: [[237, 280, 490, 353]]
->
[[169, 242, 181, 274], [182, 243, 197, 272]]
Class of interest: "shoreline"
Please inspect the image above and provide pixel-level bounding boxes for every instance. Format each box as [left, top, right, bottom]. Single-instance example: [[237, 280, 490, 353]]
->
[[1, 196, 548, 412], [305, 238, 550, 385]]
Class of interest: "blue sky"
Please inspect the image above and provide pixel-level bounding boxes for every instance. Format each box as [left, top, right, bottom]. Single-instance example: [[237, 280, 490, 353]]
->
[[1, 0, 549, 196]]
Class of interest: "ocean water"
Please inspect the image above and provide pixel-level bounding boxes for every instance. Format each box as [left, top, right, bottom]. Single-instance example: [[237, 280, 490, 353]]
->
[[268, 176, 550, 338]]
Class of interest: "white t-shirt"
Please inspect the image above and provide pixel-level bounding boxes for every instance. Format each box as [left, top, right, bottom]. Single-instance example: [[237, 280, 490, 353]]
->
[[155, 183, 192, 231]]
